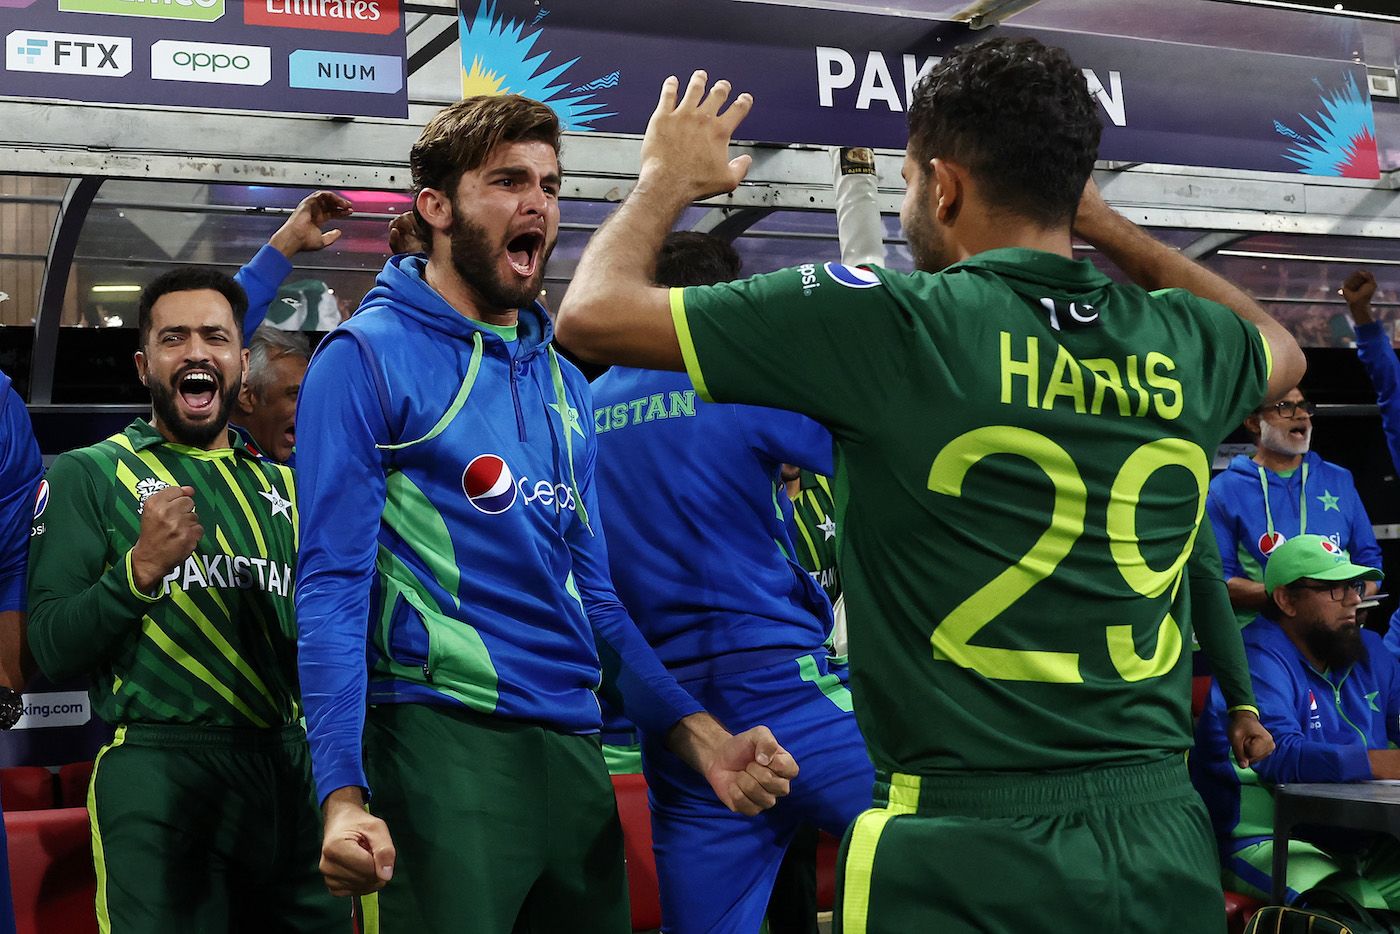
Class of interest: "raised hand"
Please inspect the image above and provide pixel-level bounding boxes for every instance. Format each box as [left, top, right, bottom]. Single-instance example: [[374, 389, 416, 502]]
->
[[639, 71, 754, 204], [129, 485, 202, 593], [1341, 269, 1378, 325], [270, 190, 355, 259]]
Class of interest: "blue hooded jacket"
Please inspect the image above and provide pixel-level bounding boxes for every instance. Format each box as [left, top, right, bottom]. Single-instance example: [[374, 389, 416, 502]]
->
[[1206, 452, 1382, 625], [1355, 321, 1400, 658], [294, 255, 699, 803]]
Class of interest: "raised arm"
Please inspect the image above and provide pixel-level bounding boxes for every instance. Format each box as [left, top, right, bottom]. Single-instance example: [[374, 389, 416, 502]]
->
[[1073, 180, 1305, 403], [555, 72, 753, 368]]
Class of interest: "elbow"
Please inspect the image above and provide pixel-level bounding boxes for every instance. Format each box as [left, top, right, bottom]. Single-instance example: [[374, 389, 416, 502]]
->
[[1267, 334, 1308, 403], [553, 295, 609, 364]]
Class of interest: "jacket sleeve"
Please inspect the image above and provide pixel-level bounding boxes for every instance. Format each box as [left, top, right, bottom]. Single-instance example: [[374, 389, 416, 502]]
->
[[1206, 485, 1243, 581], [27, 454, 159, 682], [235, 245, 293, 344], [1355, 321, 1400, 475], [1341, 470, 1383, 571], [1190, 520, 1255, 710], [1248, 648, 1372, 784], [0, 384, 41, 613], [294, 333, 392, 804], [565, 381, 702, 738], [735, 406, 834, 476]]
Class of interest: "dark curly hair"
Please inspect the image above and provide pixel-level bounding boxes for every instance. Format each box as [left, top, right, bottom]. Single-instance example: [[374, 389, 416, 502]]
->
[[907, 37, 1101, 227], [654, 232, 742, 287], [138, 268, 247, 350]]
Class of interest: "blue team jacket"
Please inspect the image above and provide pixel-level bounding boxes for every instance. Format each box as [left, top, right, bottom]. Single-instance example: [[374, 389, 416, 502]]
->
[[1206, 453, 1382, 620], [592, 366, 834, 678], [1355, 321, 1400, 657], [1192, 621, 1400, 854], [294, 256, 699, 803], [235, 244, 292, 342]]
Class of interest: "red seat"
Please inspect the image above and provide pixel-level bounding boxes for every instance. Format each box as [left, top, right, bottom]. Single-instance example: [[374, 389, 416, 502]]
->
[[815, 830, 839, 911], [1224, 890, 1264, 934], [612, 773, 662, 932], [57, 761, 94, 810], [5, 807, 96, 934], [0, 767, 54, 812], [1192, 675, 1213, 719]]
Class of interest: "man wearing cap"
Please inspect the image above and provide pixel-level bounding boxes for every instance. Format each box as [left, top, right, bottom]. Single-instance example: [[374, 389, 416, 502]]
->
[[1192, 534, 1400, 911]]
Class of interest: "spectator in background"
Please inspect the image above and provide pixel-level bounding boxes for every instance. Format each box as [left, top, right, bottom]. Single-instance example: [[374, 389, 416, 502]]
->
[[0, 366, 43, 934], [591, 231, 872, 934], [1207, 386, 1382, 627], [238, 191, 354, 343], [1192, 535, 1399, 917], [1341, 270, 1400, 661], [232, 328, 309, 466]]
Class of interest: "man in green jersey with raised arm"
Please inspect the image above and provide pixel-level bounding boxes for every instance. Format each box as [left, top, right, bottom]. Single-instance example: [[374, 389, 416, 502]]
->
[[556, 37, 1303, 934], [27, 269, 345, 933]]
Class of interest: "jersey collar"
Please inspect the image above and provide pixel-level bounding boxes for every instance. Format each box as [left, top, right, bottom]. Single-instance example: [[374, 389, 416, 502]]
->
[[123, 418, 250, 461], [943, 247, 1113, 292]]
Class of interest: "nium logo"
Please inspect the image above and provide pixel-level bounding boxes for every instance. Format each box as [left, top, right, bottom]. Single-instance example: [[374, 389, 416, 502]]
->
[[151, 40, 270, 85], [288, 49, 401, 94], [59, 0, 224, 23], [6, 30, 132, 76], [245, 0, 400, 35]]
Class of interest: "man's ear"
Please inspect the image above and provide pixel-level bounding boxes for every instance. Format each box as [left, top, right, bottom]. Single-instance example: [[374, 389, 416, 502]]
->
[[1272, 585, 1299, 619], [134, 350, 148, 388], [415, 187, 454, 236], [1244, 412, 1262, 438], [931, 158, 963, 225]]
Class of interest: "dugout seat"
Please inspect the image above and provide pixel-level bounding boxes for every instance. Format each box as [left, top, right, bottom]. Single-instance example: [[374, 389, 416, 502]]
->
[[612, 773, 662, 932], [5, 807, 96, 934], [57, 761, 93, 809], [1192, 675, 1213, 719], [1224, 890, 1264, 933], [0, 768, 54, 812], [816, 830, 839, 911]]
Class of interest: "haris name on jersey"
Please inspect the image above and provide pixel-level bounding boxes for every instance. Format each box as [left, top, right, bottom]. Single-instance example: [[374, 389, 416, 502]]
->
[[999, 331, 1183, 419]]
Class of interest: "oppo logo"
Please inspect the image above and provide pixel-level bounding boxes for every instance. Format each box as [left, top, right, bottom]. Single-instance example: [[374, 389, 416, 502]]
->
[[150, 40, 270, 85]]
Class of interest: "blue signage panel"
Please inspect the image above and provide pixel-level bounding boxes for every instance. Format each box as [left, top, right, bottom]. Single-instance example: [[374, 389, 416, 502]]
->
[[457, 0, 1377, 178], [0, 0, 406, 117]]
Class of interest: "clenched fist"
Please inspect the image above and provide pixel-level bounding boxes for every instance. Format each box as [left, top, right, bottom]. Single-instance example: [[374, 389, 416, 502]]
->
[[129, 485, 202, 594]]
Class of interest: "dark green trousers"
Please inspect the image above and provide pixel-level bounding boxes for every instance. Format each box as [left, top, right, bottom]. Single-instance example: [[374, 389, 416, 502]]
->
[[361, 703, 630, 934], [833, 756, 1225, 934], [89, 722, 348, 934]]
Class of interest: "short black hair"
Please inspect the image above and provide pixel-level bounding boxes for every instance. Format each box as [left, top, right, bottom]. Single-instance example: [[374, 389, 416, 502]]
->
[[138, 268, 248, 349], [654, 232, 742, 288], [907, 37, 1101, 227]]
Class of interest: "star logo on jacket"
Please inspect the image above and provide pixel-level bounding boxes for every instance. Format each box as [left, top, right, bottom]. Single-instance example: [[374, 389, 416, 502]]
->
[[548, 401, 587, 439], [1317, 490, 1341, 512], [818, 515, 836, 541], [1368, 691, 1381, 713], [258, 488, 293, 520], [134, 477, 171, 514]]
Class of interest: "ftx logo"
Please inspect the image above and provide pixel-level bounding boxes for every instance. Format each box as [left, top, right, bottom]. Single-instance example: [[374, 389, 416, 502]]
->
[[6, 30, 132, 76]]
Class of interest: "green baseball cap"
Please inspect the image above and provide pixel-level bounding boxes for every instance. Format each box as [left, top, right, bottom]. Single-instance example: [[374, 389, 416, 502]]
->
[[1263, 534, 1384, 593]]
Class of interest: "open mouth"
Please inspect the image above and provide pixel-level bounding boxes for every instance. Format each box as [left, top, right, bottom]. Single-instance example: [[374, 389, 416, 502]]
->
[[506, 231, 544, 278], [176, 369, 219, 416]]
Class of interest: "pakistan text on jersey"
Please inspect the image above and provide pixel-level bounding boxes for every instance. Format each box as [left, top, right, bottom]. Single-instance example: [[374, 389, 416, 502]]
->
[[594, 390, 697, 433], [161, 553, 294, 597], [999, 332, 1182, 419]]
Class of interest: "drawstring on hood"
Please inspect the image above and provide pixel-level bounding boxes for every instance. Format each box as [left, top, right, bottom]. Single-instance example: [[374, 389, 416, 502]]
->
[[1256, 460, 1309, 540]]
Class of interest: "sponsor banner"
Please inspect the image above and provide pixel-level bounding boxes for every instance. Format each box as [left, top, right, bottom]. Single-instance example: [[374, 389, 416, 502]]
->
[[152, 39, 270, 85], [246, 0, 399, 36], [59, 0, 224, 23], [6, 28, 131, 76], [457, 0, 1377, 178], [288, 48, 400, 93], [12, 691, 91, 730], [0, 0, 405, 117]]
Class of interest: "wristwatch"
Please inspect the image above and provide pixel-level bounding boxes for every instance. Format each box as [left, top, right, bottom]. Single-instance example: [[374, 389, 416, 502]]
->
[[0, 687, 22, 730]]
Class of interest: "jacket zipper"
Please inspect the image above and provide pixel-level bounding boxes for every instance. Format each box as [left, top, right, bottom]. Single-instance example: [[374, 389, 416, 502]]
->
[[1329, 669, 1368, 743], [509, 358, 528, 442]]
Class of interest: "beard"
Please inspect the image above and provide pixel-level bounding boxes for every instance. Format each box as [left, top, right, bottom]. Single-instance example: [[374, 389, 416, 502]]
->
[[1303, 619, 1366, 672], [1259, 418, 1311, 457], [148, 365, 240, 448], [448, 215, 553, 312], [903, 201, 954, 273]]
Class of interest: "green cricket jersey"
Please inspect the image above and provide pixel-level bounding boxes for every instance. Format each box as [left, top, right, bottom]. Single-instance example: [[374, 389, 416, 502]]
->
[[789, 470, 841, 604], [28, 420, 301, 728], [671, 249, 1272, 775]]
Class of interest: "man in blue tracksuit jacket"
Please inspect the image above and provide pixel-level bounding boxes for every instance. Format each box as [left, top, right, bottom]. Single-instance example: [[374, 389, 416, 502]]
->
[[293, 96, 796, 932], [592, 233, 873, 934], [1206, 386, 1383, 628], [1192, 535, 1400, 910], [1341, 270, 1400, 659]]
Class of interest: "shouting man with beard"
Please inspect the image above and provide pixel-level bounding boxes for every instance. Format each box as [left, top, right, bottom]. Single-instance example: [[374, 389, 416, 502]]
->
[[27, 269, 347, 932], [1191, 534, 1400, 913], [1207, 386, 1383, 627], [293, 94, 798, 931]]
